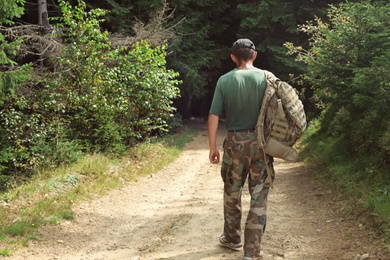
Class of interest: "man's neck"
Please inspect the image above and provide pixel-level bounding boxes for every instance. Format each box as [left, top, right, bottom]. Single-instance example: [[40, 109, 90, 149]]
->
[[237, 65, 254, 69], [236, 61, 254, 69]]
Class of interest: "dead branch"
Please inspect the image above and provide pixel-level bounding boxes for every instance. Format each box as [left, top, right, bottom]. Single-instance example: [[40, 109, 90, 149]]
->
[[1, 0, 185, 62], [0, 24, 62, 59], [110, 0, 184, 48]]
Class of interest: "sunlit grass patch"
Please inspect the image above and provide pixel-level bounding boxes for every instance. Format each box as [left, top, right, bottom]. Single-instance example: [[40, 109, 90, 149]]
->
[[5, 221, 29, 237], [0, 248, 10, 256]]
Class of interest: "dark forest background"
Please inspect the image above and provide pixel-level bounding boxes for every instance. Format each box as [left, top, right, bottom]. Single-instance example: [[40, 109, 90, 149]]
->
[[16, 0, 349, 118]]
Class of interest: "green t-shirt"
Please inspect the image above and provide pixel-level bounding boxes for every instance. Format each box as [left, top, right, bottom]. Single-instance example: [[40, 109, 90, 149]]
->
[[209, 67, 266, 131]]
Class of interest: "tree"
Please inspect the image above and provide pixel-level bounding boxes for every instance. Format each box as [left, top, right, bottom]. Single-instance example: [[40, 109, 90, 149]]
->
[[37, 0, 50, 32], [165, 0, 233, 118], [37, 0, 51, 66], [0, 0, 32, 106], [0, 0, 34, 179], [43, 0, 181, 149], [64, 0, 367, 118], [286, 1, 390, 165], [0, 0, 181, 181], [234, 0, 347, 78]]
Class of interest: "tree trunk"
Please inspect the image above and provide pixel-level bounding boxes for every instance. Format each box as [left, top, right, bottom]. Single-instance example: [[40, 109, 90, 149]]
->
[[37, 0, 50, 66], [37, 0, 49, 28]]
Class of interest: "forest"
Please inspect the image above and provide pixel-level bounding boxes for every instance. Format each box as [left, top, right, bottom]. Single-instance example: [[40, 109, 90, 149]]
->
[[0, 0, 389, 242]]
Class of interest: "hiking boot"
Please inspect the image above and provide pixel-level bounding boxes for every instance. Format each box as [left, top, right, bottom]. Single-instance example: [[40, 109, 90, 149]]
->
[[219, 233, 242, 250]]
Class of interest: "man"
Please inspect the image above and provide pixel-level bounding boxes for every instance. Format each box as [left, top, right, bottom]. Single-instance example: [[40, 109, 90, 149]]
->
[[208, 39, 274, 260]]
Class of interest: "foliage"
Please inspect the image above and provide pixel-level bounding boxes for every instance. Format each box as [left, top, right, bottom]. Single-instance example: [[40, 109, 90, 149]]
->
[[72, 0, 371, 119], [0, 0, 389, 248], [0, 0, 32, 106], [0, 0, 180, 186], [83, 0, 350, 117], [0, 0, 25, 25], [165, 0, 232, 117], [108, 42, 181, 141], [41, 0, 180, 150], [43, 0, 180, 151], [235, 0, 346, 78], [286, 1, 390, 167], [287, 0, 390, 239], [46, 0, 118, 152], [0, 0, 33, 181], [85, 0, 236, 117], [0, 98, 82, 176], [102, 0, 135, 35]]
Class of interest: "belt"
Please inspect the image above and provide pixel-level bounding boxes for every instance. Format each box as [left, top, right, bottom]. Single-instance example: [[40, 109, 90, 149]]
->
[[228, 129, 255, 133]]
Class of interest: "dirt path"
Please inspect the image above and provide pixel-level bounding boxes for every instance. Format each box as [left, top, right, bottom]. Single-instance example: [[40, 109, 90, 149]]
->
[[9, 123, 386, 260]]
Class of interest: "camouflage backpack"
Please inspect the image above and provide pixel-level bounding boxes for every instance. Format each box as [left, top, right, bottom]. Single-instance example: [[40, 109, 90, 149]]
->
[[256, 70, 307, 162]]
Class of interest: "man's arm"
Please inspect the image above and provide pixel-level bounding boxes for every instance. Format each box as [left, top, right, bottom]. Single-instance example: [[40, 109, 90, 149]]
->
[[208, 113, 220, 164]]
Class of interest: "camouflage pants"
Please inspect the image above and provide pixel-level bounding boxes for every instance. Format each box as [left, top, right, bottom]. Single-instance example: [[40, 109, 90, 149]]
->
[[221, 131, 274, 257]]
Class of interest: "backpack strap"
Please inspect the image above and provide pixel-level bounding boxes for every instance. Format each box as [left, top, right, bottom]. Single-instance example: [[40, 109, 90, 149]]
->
[[261, 146, 275, 189], [256, 70, 279, 189], [256, 70, 278, 148]]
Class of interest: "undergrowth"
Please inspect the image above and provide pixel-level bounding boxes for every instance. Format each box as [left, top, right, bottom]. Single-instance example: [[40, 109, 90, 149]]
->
[[299, 119, 390, 244]]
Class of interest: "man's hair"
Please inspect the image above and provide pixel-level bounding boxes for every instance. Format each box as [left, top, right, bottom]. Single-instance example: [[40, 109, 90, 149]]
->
[[232, 48, 255, 61]]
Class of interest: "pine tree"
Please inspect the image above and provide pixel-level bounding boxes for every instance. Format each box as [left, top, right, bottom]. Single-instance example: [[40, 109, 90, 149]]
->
[[235, 0, 345, 78], [0, 0, 32, 106], [166, 0, 233, 117], [0, 0, 32, 175]]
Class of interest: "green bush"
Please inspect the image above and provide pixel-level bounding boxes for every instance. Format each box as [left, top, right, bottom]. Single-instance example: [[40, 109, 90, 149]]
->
[[0, 0, 180, 184], [287, 1, 390, 167], [0, 98, 82, 185], [0, 0, 33, 183], [42, 1, 180, 152]]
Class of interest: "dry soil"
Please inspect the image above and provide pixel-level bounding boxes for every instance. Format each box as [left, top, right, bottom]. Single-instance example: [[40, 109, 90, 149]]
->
[[8, 122, 389, 260]]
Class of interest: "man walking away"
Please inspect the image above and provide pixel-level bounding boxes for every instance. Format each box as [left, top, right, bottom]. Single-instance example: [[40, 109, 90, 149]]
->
[[208, 38, 275, 260]]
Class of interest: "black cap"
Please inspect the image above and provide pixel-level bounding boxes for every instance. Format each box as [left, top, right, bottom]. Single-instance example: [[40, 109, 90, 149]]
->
[[232, 39, 256, 51]]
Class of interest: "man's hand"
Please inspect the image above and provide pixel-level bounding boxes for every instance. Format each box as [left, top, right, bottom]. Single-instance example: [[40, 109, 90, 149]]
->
[[209, 147, 220, 164], [208, 113, 220, 164]]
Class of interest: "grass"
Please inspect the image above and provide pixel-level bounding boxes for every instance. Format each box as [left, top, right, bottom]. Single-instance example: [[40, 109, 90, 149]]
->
[[0, 248, 10, 256], [5, 222, 26, 237], [300, 122, 390, 245], [0, 123, 202, 254]]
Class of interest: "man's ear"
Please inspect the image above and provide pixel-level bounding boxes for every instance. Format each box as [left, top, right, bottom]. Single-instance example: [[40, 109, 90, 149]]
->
[[252, 51, 257, 61], [230, 54, 237, 63]]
